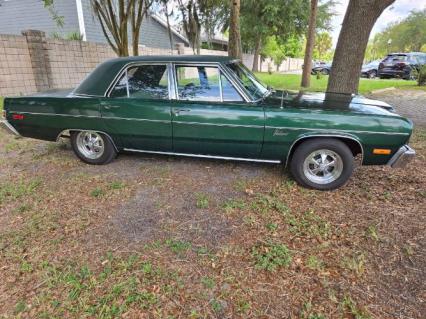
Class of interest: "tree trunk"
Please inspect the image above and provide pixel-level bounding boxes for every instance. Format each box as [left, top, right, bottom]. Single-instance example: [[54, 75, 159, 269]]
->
[[301, 0, 318, 88], [252, 36, 261, 72], [327, 0, 395, 94], [228, 0, 242, 59]]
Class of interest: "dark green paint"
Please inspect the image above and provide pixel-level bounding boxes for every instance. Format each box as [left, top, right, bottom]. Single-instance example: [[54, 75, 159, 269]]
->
[[3, 56, 414, 166]]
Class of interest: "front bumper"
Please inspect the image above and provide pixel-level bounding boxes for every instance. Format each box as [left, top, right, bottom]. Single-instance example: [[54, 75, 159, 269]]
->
[[387, 145, 415, 168], [0, 119, 20, 136]]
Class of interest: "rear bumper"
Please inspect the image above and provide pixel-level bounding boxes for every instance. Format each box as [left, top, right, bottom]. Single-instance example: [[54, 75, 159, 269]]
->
[[378, 69, 407, 77], [0, 119, 20, 136], [387, 145, 415, 168]]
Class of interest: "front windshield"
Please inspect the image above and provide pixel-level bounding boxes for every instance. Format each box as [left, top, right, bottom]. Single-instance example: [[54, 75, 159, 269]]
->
[[226, 62, 268, 100]]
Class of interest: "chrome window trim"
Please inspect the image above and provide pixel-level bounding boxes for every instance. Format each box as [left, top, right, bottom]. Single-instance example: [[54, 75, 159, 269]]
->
[[106, 62, 173, 99], [104, 60, 252, 103], [284, 134, 365, 167], [123, 148, 281, 164], [173, 63, 244, 103]]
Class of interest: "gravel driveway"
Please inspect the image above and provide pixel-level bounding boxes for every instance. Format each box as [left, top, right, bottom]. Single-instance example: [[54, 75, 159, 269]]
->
[[369, 89, 426, 126]]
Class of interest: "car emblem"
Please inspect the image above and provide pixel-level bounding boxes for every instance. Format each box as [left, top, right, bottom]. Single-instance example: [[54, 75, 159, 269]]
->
[[273, 129, 288, 136]]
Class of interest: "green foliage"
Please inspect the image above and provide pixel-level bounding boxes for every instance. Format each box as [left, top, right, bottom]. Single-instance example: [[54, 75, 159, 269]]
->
[[90, 187, 104, 198], [341, 295, 371, 319], [369, 9, 426, 58], [0, 179, 41, 205], [195, 193, 209, 209], [252, 241, 292, 271], [43, 0, 64, 29], [255, 72, 424, 94], [241, 0, 309, 56], [313, 32, 333, 61], [166, 239, 192, 255], [418, 65, 426, 86]]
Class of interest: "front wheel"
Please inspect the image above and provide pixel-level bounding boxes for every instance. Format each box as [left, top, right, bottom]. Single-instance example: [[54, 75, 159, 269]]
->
[[71, 131, 117, 165], [289, 139, 354, 190]]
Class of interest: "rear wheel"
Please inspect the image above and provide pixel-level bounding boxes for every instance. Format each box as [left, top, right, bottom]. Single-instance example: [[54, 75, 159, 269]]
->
[[289, 138, 354, 190], [71, 131, 117, 165], [369, 70, 377, 78]]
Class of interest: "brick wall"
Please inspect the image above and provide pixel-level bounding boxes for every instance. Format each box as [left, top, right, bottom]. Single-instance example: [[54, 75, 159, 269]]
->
[[0, 30, 303, 97]]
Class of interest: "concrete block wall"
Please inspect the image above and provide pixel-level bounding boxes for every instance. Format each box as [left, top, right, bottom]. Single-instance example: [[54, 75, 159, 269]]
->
[[0, 34, 37, 96], [0, 30, 303, 97]]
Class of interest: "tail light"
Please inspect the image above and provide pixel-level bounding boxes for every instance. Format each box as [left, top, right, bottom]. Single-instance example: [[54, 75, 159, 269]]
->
[[12, 114, 24, 120], [395, 62, 406, 70]]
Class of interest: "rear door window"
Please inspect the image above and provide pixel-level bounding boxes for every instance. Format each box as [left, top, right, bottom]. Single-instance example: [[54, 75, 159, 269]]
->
[[110, 64, 169, 99]]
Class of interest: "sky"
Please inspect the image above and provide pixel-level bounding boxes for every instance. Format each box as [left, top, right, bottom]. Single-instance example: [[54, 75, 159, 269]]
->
[[330, 0, 426, 47]]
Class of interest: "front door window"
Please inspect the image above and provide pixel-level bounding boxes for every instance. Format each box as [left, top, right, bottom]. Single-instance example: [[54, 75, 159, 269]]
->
[[175, 65, 243, 102]]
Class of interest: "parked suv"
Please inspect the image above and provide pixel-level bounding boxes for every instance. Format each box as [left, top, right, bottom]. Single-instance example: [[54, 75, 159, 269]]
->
[[378, 52, 426, 80]]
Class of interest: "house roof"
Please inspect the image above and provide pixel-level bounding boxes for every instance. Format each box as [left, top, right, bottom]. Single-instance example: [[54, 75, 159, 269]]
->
[[73, 55, 236, 96], [150, 13, 189, 45]]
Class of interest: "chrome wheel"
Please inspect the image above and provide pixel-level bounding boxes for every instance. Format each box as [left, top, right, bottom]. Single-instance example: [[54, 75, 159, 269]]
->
[[76, 131, 105, 160], [303, 149, 343, 185]]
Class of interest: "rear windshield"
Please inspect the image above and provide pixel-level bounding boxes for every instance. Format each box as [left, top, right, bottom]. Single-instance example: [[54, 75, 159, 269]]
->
[[383, 55, 407, 62]]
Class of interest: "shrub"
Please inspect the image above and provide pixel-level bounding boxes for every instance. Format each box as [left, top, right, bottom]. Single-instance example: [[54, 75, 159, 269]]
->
[[417, 65, 426, 86]]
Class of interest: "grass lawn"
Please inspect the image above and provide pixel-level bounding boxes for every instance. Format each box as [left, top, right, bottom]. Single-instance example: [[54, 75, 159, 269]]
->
[[255, 73, 425, 94]]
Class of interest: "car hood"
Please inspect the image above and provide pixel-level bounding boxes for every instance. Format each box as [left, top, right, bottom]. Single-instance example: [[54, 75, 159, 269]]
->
[[263, 90, 397, 116]]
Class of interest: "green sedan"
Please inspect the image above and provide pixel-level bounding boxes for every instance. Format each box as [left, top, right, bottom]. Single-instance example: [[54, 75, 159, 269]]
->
[[1, 55, 415, 190]]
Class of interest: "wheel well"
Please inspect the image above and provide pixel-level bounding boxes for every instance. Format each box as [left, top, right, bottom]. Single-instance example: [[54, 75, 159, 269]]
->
[[56, 129, 119, 152], [286, 136, 363, 166]]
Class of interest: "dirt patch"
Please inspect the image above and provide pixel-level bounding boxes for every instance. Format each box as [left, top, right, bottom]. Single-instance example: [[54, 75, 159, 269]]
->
[[0, 120, 424, 317]]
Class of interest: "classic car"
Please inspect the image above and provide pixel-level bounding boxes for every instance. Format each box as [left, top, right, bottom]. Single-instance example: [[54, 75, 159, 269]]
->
[[1, 55, 415, 190]]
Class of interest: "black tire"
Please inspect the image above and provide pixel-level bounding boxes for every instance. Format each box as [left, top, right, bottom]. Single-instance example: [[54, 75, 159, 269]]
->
[[70, 131, 117, 165], [289, 138, 354, 191], [321, 68, 329, 75], [369, 70, 377, 79]]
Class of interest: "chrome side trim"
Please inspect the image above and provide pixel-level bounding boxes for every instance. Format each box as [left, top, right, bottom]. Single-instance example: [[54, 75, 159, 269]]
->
[[103, 117, 170, 124], [56, 129, 119, 152], [284, 134, 365, 167], [6, 112, 410, 136], [173, 121, 263, 129], [387, 145, 415, 168], [13, 111, 99, 119], [123, 148, 281, 164], [0, 119, 20, 136], [265, 126, 409, 136]]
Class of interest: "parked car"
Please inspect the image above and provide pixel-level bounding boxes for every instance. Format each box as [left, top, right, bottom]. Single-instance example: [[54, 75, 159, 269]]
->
[[311, 63, 331, 75], [1, 55, 415, 190], [361, 60, 380, 78], [377, 52, 426, 80]]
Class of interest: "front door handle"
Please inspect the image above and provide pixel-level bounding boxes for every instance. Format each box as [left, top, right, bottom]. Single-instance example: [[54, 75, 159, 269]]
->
[[172, 108, 191, 116], [103, 105, 120, 110]]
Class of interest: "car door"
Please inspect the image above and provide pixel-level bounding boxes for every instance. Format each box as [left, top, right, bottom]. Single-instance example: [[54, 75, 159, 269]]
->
[[100, 63, 173, 151], [171, 64, 265, 158]]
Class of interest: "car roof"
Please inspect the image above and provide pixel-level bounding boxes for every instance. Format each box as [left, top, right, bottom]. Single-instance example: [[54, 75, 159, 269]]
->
[[74, 55, 238, 96], [106, 55, 236, 64]]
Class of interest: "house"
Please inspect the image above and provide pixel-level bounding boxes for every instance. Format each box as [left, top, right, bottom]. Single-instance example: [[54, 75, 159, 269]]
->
[[0, 0, 189, 49], [201, 33, 228, 51]]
